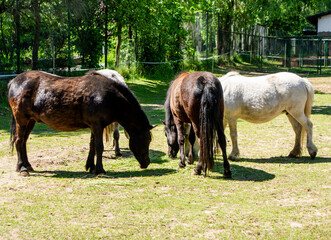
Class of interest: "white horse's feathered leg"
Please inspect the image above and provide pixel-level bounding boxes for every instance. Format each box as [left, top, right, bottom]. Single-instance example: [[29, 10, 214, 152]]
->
[[228, 117, 240, 160], [286, 114, 302, 157]]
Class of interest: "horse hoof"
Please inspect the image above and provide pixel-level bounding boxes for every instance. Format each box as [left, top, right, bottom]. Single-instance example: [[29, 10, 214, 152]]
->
[[95, 169, 106, 176], [178, 162, 186, 168], [96, 173, 106, 177], [20, 171, 30, 177], [228, 155, 237, 161], [310, 152, 317, 160], [27, 166, 34, 172], [288, 153, 298, 158], [193, 168, 201, 175], [115, 153, 122, 158], [187, 160, 194, 165], [224, 172, 232, 179]]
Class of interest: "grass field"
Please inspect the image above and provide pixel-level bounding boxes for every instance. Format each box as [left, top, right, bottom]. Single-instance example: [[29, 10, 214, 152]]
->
[[0, 72, 330, 239]]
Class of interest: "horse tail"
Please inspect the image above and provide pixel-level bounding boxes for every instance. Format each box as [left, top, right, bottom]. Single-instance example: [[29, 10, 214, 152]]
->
[[199, 77, 220, 175], [103, 124, 114, 143], [10, 115, 16, 153], [301, 78, 315, 147], [303, 78, 314, 119]]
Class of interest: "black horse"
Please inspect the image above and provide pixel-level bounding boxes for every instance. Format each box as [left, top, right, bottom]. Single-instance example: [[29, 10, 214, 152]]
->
[[8, 70, 154, 176], [162, 71, 231, 177]]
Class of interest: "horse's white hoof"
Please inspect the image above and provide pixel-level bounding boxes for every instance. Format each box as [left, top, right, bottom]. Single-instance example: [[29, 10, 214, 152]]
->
[[20, 171, 30, 177]]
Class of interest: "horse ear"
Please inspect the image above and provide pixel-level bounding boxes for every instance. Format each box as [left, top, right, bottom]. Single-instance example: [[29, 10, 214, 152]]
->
[[150, 124, 157, 130], [160, 119, 166, 125]]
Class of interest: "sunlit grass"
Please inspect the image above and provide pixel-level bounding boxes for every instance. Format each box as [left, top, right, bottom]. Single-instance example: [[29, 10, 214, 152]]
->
[[0, 75, 330, 239]]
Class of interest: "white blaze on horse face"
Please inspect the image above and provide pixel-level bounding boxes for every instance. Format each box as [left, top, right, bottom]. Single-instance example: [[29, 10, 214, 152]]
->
[[96, 69, 126, 86]]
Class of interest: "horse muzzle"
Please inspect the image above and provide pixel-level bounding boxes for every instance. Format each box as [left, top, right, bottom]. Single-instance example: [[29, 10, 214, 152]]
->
[[168, 148, 178, 159], [139, 158, 150, 169]]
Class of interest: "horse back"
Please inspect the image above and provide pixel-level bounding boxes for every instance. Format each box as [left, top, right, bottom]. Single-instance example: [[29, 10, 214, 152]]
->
[[179, 72, 223, 126], [220, 72, 312, 123], [181, 72, 223, 109], [169, 72, 191, 122], [8, 71, 122, 131]]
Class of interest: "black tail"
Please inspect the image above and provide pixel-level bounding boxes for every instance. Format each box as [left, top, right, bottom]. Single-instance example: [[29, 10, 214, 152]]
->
[[199, 78, 222, 175], [10, 116, 16, 152]]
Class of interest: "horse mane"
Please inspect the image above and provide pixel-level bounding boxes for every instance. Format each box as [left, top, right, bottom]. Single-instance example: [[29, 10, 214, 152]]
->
[[219, 71, 240, 81], [86, 69, 126, 85], [164, 81, 174, 125], [164, 72, 190, 125], [87, 70, 151, 130]]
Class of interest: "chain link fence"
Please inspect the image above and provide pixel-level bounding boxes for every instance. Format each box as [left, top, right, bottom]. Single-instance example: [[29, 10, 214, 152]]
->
[[193, 28, 331, 74]]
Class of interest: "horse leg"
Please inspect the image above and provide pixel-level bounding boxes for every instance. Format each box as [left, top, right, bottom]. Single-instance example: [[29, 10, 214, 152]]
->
[[93, 126, 106, 175], [217, 124, 232, 178], [228, 118, 240, 160], [14, 119, 34, 176], [290, 112, 318, 159], [113, 122, 122, 157], [86, 133, 96, 173], [187, 125, 196, 165], [21, 120, 36, 172], [176, 121, 186, 168], [287, 114, 302, 158]]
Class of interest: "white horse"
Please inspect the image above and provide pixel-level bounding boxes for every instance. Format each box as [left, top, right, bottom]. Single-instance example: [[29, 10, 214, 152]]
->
[[96, 69, 129, 157], [218, 71, 318, 160]]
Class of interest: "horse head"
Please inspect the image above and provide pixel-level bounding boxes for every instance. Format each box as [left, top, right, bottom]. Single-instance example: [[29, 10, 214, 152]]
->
[[161, 119, 179, 158], [128, 125, 155, 168]]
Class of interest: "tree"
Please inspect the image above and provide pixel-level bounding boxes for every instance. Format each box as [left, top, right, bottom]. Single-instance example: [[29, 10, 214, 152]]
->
[[32, 0, 41, 70]]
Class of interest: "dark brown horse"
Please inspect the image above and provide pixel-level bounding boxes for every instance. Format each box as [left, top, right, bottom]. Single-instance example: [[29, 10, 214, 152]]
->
[[8, 70, 154, 176], [162, 71, 231, 177]]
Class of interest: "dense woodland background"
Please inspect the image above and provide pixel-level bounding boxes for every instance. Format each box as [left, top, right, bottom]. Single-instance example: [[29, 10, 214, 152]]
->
[[0, 0, 331, 74]]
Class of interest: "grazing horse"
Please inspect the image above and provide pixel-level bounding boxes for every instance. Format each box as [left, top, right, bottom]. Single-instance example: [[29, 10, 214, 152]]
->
[[218, 71, 318, 160], [96, 69, 129, 157], [8, 70, 154, 176], [163, 71, 231, 177]]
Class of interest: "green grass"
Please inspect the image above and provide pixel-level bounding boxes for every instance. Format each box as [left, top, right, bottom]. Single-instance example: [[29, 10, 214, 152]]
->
[[0, 75, 330, 239]]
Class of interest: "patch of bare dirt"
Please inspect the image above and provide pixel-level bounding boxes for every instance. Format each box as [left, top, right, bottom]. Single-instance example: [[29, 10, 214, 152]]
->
[[313, 84, 331, 93]]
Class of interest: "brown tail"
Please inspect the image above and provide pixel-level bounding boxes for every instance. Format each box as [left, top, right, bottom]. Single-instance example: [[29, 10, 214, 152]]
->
[[199, 80, 221, 175], [10, 116, 16, 152]]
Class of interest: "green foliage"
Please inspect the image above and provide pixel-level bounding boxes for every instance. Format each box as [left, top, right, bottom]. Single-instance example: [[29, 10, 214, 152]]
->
[[0, 0, 329, 74], [115, 64, 140, 80], [0, 79, 9, 114]]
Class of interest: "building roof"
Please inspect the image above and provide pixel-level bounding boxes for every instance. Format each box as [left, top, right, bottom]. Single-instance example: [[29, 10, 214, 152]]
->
[[307, 10, 331, 26]]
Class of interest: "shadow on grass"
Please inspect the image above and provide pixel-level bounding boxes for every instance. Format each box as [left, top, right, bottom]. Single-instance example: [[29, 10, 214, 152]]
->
[[212, 163, 275, 182], [312, 105, 331, 115], [232, 156, 331, 164], [32, 168, 177, 179], [104, 147, 167, 165]]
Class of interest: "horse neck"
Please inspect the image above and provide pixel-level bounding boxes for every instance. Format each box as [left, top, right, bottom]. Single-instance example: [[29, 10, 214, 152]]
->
[[118, 104, 150, 136], [164, 89, 174, 127]]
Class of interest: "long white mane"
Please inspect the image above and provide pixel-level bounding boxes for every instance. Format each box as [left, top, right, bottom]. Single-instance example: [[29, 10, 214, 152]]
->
[[219, 71, 240, 81], [96, 69, 126, 86]]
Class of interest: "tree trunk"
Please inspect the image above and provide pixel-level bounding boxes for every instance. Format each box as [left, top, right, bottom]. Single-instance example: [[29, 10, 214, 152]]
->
[[0, 16, 9, 61], [104, 0, 108, 68], [0, 0, 6, 14], [216, 13, 221, 57], [67, 2, 71, 72], [216, 0, 234, 61], [32, 0, 41, 70], [115, 23, 122, 68], [14, 0, 21, 73]]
